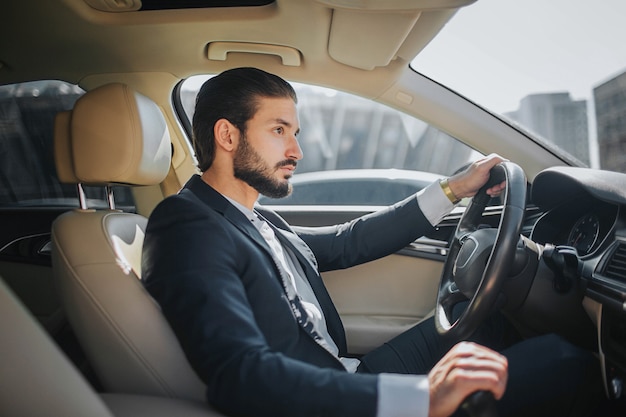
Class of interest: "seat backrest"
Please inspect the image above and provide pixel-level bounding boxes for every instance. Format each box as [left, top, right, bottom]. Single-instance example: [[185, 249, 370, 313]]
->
[[0, 276, 227, 417], [0, 277, 115, 417], [51, 83, 206, 401]]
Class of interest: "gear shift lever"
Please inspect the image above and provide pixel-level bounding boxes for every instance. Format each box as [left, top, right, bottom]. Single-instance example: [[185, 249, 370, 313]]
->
[[461, 391, 498, 417]]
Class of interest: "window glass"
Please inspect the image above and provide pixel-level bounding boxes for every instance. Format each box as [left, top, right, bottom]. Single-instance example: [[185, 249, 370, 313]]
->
[[412, 0, 626, 172], [178, 75, 482, 205], [259, 171, 441, 206], [0, 80, 135, 210]]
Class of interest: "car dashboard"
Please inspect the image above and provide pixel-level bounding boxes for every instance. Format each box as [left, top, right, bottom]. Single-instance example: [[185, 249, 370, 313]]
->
[[532, 189, 619, 259], [529, 166, 626, 396]]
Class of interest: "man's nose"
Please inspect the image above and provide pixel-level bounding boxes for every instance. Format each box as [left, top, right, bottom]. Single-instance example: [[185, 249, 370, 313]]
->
[[287, 135, 303, 161]]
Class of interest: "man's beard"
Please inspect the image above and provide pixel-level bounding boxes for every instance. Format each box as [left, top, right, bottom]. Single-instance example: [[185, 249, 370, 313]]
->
[[233, 132, 296, 199]]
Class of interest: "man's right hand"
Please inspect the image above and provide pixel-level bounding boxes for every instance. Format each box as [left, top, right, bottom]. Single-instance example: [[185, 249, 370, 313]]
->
[[447, 153, 508, 200], [427, 342, 508, 417]]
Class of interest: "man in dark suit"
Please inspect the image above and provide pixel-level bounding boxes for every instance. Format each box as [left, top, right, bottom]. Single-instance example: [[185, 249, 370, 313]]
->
[[142, 67, 599, 417]]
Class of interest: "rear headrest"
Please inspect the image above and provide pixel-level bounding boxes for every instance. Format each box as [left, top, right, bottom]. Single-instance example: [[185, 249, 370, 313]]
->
[[53, 111, 79, 183], [55, 83, 171, 186]]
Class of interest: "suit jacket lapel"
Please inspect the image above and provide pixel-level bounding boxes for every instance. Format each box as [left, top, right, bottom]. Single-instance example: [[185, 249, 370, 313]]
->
[[185, 176, 344, 353], [261, 218, 348, 354], [185, 175, 268, 249]]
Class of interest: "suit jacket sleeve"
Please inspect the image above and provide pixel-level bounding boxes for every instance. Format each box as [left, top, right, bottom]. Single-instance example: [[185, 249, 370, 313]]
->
[[142, 192, 380, 417], [289, 194, 435, 272]]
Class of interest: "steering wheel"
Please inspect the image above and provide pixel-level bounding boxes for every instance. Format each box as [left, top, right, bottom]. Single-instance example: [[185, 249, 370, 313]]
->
[[435, 161, 526, 341]]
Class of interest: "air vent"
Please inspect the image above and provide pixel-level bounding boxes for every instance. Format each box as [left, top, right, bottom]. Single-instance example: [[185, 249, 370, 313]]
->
[[141, 0, 274, 10], [84, 0, 141, 12], [602, 242, 626, 280], [84, 0, 273, 12]]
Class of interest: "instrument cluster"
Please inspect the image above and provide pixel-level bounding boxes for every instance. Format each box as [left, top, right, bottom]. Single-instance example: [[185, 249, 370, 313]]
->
[[531, 199, 618, 258]]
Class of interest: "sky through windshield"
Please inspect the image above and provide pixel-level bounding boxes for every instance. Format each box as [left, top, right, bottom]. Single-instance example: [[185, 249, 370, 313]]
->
[[413, 0, 626, 114], [413, 0, 626, 169]]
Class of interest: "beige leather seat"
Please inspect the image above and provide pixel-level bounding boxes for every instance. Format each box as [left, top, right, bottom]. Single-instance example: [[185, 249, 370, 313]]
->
[[51, 83, 206, 402], [0, 276, 220, 417], [0, 276, 115, 417]]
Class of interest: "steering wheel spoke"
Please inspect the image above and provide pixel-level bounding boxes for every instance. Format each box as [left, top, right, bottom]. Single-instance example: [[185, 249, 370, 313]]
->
[[437, 280, 469, 328], [435, 162, 526, 341], [440, 281, 467, 309]]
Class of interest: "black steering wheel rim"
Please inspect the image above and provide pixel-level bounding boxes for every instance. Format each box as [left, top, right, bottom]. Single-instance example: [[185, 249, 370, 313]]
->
[[435, 161, 527, 341]]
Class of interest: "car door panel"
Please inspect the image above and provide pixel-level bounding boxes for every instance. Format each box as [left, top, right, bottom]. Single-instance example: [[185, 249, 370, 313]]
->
[[0, 208, 67, 334], [323, 252, 443, 355], [0, 261, 63, 333]]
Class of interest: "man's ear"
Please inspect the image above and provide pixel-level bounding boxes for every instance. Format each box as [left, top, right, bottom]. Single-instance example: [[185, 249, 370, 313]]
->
[[214, 118, 238, 152]]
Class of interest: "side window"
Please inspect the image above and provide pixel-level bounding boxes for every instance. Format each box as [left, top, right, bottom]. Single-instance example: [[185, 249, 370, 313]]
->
[[0, 81, 135, 210], [177, 75, 481, 206]]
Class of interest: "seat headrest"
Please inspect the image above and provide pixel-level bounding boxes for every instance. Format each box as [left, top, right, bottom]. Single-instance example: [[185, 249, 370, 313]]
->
[[53, 111, 79, 183], [55, 83, 171, 186]]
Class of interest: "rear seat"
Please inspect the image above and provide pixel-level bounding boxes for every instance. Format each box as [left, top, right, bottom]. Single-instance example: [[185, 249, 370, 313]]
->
[[0, 277, 220, 417]]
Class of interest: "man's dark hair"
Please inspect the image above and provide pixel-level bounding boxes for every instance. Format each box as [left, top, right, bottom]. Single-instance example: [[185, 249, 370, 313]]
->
[[192, 67, 298, 172]]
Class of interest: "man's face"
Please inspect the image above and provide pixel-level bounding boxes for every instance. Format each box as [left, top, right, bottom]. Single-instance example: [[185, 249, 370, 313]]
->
[[233, 97, 302, 199]]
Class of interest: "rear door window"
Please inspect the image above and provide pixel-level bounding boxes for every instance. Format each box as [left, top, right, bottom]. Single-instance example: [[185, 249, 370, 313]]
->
[[0, 80, 135, 210]]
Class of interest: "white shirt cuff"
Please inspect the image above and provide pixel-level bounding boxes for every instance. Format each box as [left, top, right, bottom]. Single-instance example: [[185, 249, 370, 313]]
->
[[377, 373, 430, 417], [415, 180, 456, 226]]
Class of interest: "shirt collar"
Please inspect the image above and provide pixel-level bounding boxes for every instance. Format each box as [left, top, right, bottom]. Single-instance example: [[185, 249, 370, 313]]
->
[[223, 195, 262, 227]]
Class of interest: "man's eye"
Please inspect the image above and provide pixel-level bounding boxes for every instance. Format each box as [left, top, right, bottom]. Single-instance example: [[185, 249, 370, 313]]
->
[[275, 127, 284, 134]]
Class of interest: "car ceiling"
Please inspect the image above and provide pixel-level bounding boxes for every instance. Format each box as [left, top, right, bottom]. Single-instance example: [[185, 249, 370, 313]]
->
[[0, 0, 473, 91], [1, 0, 568, 180]]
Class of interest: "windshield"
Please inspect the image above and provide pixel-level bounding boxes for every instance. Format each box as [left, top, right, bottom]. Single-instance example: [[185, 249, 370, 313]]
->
[[412, 0, 626, 172]]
